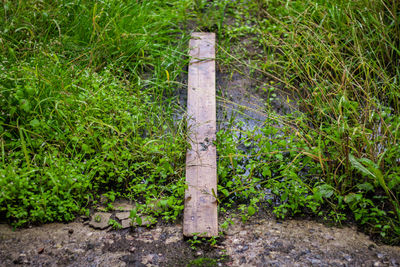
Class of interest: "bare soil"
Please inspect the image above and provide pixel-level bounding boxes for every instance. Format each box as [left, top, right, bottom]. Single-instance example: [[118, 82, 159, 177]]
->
[[1, 213, 399, 267]]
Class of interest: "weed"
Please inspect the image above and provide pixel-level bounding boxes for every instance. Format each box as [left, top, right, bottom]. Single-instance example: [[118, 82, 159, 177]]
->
[[186, 233, 220, 250], [187, 257, 218, 267], [108, 219, 122, 230], [1, 0, 399, 246], [0, 0, 190, 226], [214, 0, 400, 244]]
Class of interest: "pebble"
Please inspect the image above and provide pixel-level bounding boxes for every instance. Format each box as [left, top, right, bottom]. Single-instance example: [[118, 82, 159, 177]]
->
[[343, 254, 352, 262], [165, 235, 180, 244], [310, 258, 322, 265], [239, 231, 247, 236]]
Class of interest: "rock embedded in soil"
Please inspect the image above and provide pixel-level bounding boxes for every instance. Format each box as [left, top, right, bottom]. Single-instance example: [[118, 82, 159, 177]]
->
[[116, 212, 130, 221], [121, 219, 132, 229], [114, 201, 135, 211], [89, 212, 112, 230]]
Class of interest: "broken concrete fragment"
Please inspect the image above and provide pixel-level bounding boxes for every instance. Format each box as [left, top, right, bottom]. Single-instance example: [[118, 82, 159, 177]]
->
[[114, 201, 135, 211], [121, 219, 132, 229], [116, 212, 130, 221], [89, 212, 112, 230]]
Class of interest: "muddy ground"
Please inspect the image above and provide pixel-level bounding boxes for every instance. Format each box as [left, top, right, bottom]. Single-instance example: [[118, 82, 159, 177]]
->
[[1, 212, 400, 267]]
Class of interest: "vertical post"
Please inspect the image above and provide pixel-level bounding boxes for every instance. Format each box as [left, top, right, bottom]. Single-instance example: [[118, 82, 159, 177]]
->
[[183, 32, 218, 237]]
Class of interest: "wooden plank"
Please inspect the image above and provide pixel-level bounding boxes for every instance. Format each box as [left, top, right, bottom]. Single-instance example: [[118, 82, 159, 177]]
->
[[183, 32, 218, 237]]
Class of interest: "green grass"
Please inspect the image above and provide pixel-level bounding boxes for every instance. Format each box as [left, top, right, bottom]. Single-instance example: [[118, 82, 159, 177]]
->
[[1, 0, 399, 245], [0, 0, 190, 226], [213, 0, 400, 244]]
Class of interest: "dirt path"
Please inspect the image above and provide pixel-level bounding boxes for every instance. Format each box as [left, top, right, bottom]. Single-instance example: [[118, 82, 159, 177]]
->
[[1, 214, 399, 267]]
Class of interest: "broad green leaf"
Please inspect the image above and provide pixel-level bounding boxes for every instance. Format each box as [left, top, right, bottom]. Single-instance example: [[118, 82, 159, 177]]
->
[[262, 166, 271, 177], [356, 182, 374, 192], [349, 154, 375, 178], [29, 119, 40, 128], [344, 193, 362, 204], [248, 206, 256, 216]]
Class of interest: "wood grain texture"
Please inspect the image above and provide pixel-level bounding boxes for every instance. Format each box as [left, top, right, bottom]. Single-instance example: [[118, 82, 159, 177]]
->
[[183, 32, 218, 237]]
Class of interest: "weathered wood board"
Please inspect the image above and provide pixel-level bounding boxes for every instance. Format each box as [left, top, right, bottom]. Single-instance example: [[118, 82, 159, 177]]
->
[[183, 32, 218, 237]]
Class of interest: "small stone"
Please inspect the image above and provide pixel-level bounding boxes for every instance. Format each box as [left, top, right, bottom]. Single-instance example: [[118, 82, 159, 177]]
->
[[116, 212, 130, 221], [196, 251, 203, 256], [13, 253, 28, 265], [143, 254, 156, 264], [37, 247, 44, 254], [114, 202, 135, 211], [239, 231, 247, 236], [87, 255, 94, 262], [89, 212, 112, 230], [343, 254, 352, 262], [310, 259, 322, 265], [121, 219, 132, 229], [68, 229, 74, 235], [377, 253, 384, 259], [374, 261, 381, 267], [126, 235, 134, 241], [165, 235, 181, 244], [129, 247, 136, 253], [86, 242, 95, 250]]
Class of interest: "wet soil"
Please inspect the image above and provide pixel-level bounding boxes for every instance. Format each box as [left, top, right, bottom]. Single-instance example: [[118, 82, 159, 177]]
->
[[1, 213, 399, 267]]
